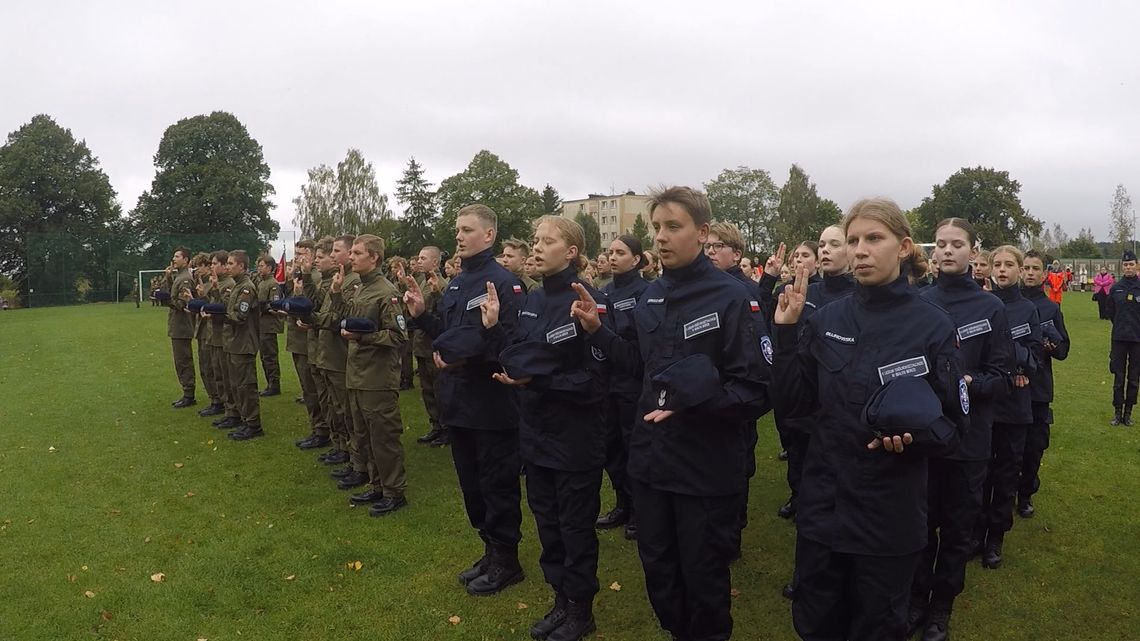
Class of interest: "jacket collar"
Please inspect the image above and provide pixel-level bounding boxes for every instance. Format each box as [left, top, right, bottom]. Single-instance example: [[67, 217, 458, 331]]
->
[[854, 273, 913, 309], [612, 268, 643, 289], [542, 265, 577, 292], [461, 247, 496, 272]]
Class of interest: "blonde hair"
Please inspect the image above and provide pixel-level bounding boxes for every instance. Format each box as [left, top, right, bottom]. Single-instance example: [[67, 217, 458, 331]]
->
[[354, 233, 385, 260], [457, 204, 498, 231], [708, 222, 745, 253], [502, 237, 531, 256], [991, 244, 1025, 267], [843, 197, 923, 278], [534, 215, 588, 271], [648, 186, 712, 227]]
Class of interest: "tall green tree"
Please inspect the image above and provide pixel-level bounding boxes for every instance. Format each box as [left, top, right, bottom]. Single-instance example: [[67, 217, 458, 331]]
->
[[1109, 184, 1133, 256], [332, 148, 391, 237], [911, 167, 1041, 247], [574, 212, 602, 258], [292, 164, 337, 240], [542, 183, 562, 214], [631, 213, 653, 250], [704, 166, 779, 255], [434, 150, 544, 251], [394, 156, 439, 256], [0, 114, 121, 304], [129, 111, 277, 263], [772, 164, 842, 247]]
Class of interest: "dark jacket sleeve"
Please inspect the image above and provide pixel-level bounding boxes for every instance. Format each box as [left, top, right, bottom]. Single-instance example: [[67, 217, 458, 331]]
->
[[969, 307, 1014, 401], [1014, 310, 1044, 375], [689, 297, 771, 420], [585, 322, 643, 379], [772, 318, 820, 420], [1049, 309, 1071, 361]]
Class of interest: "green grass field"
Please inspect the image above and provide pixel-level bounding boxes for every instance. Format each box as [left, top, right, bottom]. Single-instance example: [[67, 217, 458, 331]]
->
[[0, 296, 1137, 641]]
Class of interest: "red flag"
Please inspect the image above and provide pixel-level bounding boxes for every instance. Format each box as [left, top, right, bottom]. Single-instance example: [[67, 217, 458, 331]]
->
[[274, 243, 287, 283]]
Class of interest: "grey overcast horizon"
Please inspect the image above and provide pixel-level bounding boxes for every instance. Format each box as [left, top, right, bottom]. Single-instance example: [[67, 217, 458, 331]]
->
[[4, 0, 1139, 256]]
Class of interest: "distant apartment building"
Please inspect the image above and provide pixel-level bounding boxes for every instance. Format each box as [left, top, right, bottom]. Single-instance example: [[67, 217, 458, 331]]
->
[[560, 192, 652, 244]]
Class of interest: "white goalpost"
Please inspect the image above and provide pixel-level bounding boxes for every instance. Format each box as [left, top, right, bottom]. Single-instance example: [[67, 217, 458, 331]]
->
[[138, 269, 169, 305]]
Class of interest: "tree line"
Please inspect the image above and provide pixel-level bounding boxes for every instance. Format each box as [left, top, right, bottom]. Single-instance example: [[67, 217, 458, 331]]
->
[[0, 111, 1133, 307]]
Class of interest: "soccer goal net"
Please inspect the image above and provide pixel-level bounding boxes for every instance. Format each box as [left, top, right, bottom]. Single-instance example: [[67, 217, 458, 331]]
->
[[138, 269, 171, 305]]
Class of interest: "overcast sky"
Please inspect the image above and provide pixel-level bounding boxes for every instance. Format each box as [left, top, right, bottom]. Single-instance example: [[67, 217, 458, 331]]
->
[[4, 0, 1140, 252]]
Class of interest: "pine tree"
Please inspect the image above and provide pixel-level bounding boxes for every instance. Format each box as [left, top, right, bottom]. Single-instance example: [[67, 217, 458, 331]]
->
[[395, 157, 439, 255]]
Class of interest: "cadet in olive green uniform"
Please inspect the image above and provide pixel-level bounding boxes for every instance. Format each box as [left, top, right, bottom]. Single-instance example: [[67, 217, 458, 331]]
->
[[335, 234, 410, 515], [165, 247, 198, 407], [222, 250, 263, 440], [411, 246, 449, 446], [255, 254, 284, 396], [302, 240, 349, 464], [502, 237, 540, 292], [314, 235, 365, 487], [193, 256, 224, 417], [203, 251, 240, 428], [288, 240, 331, 449]]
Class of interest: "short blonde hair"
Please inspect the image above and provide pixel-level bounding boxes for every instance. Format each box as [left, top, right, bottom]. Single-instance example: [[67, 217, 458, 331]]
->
[[708, 222, 745, 253], [533, 215, 588, 271], [355, 234, 386, 261], [457, 204, 498, 231]]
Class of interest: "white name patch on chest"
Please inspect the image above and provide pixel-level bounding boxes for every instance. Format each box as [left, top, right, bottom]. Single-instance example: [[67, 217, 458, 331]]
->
[[957, 319, 992, 341], [877, 355, 930, 384], [614, 298, 637, 311], [466, 293, 489, 310], [546, 323, 578, 344], [683, 313, 720, 340], [1010, 323, 1031, 340]]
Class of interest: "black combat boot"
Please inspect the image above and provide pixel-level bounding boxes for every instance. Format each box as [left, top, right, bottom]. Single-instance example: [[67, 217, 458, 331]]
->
[[547, 599, 596, 641], [458, 543, 491, 586], [466, 545, 525, 596], [1017, 496, 1035, 518], [982, 533, 1004, 569], [1124, 405, 1134, 426], [596, 494, 630, 529], [529, 591, 568, 640], [1111, 406, 1123, 425], [906, 597, 928, 638], [417, 425, 444, 444], [922, 598, 953, 641]]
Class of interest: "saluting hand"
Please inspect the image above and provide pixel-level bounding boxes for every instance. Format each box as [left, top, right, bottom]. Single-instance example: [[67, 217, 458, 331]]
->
[[764, 242, 787, 278], [868, 432, 914, 454], [569, 282, 602, 334], [331, 265, 345, 293], [480, 281, 500, 329], [403, 275, 426, 317], [492, 371, 532, 386], [774, 264, 809, 325], [426, 271, 442, 294]]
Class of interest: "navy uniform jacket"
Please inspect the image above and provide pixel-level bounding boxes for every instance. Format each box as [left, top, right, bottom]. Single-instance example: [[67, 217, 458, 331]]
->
[[411, 247, 526, 431], [1109, 276, 1140, 342], [1022, 285, 1070, 405], [588, 253, 772, 497], [773, 274, 968, 556], [500, 266, 612, 471], [990, 284, 1042, 425], [601, 268, 650, 403], [804, 272, 856, 321], [922, 271, 1015, 461]]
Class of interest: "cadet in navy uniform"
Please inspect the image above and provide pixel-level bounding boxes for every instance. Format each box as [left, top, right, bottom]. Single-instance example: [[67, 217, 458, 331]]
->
[[1108, 251, 1140, 425], [974, 245, 1042, 571], [773, 198, 967, 641], [574, 187, 771, 641], [1018, 250, 1070, 517], [911, 219, 1013, 641], [489, 216, 612, 641], [595, 234, 650, 540], [403, 204, 528, 596]]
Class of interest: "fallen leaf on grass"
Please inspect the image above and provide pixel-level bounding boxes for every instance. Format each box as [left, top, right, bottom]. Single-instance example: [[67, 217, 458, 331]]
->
[[144, 536, 151, 543], [346, 561, 363, 571], [516, 602, 528, 610], [207, 440, 214, 445], [81, 565, 88, 571], [150, 572, 165, 583], [609, 581, 621, 591], [730, 588, 741, 598], [83, 591, 95, 599], [48, 446, 56, 452], [184, 492, 195, 498], [284, 575, 296, 581], [67, 574, 77, 583], [100, 610, 112, 621], [448, 615, 461, 625], [174, 463, 184, 469]]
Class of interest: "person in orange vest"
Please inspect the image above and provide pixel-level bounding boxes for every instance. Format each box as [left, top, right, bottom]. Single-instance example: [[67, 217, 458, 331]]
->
[[1045, 262, 1065, 305]]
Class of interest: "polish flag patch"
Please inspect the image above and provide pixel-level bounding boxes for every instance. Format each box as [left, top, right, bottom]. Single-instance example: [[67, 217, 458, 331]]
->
[[513, 285, 523, 294], [597, 304, 607, 315], [749, 300, 761, 313]]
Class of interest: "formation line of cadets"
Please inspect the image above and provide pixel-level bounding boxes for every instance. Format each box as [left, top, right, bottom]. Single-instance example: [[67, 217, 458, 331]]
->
[[154, 187, 1079, 641]]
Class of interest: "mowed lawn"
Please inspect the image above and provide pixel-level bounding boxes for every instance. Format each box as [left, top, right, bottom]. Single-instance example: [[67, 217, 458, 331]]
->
[[0, 296, 1137, 641]]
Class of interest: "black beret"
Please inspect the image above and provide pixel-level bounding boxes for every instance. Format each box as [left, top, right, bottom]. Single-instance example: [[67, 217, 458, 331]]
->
[[153, 289, 171, 301], [269, 299, 287, 312], [499, 341, 563, 380], [1124, 250, 1137, 262], [861, 377, 957, 448], [202, 302, 227, 315], [648, 354, 722, 412], [187, 298, 208, 313], [1041, 320, 1063, 345], [433, 325, 486, 364], [341, 317, 378, 333]]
